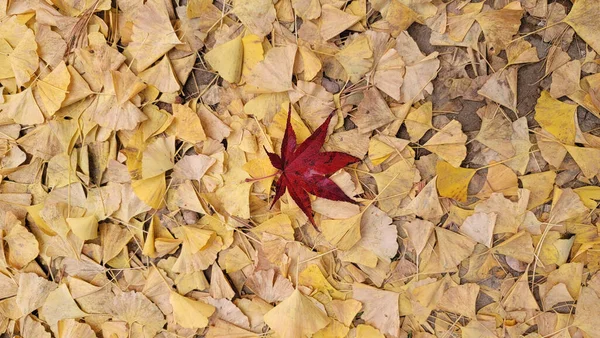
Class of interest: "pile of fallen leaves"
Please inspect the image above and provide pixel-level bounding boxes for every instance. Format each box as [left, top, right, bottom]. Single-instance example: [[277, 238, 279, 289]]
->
[[2, 0, 600, 336]]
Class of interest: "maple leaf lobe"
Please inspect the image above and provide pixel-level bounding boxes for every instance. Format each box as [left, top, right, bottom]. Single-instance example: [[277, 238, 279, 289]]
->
[[267, 108, 361, 226]]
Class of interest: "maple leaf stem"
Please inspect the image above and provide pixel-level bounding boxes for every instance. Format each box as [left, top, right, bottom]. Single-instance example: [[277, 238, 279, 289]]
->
[[245, 171, 281, 183]]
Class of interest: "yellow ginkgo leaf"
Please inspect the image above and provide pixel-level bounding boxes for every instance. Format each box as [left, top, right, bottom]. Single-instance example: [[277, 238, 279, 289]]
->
[[132, 173, 167, 209], [109, 291, 166, 334], [299, 264, 346, 300], [437, 283, 480, 318], [563, 0, 600, 54], [352, 88, 395, 133], [170, 291, 215, 329], [520, 171, 556, 209], [423, 120, 467, 167], [0, 87, 44, 125], [142, 136, 175, 179], [240, 34, 264, 83], [447, 2, 484, 42], [138, 56, 180, 92], [16, 273, 58, 315], [319, 5, 361, 41], [9, 29, 38, 87], [574, 186, 600, 209], [474, 105, 516, 158], [356, 324, 385, 338], [460, 212, 496, 248], [403, 219, 434, 256], [142, 214, 159, 257], [536, 129, 568, 169], [205, 35, 243, 84], [405, 102, 432, 142], [321, 212, 362, 250], [376, 0, 419, 37], [233, 0, 276, 37], [26, 204, 56, 235], [175, 226, 215, 254], [298, 45, 322, 81], [573, 287, 600, 337], [368, 138, 395, 165], [268, 103, 311, 142], [221, 245, 253, 273], [352, 283, 400, 336], [57, 319, 96, 338], [435, 160, 476, 202], [398, 38, 439, 103], [244, 92, 288, 120], [245, 269, 294, 303], [478, 67, 518, 111], [124, 0, 182, 72], [335, 34, 373, 83], [502, 274, 540, 311], [292, 0, 320, 20], [250, 214, 294, 240], [39, 284, 87, 329], [535, 91, 577, 145], [263, 289, 331, 338], [564, 145, 600, 178], [213, 146, 253, 219], [0, 38, 14, 80], [172, 104, 207, 144], [101, 223, 134, 264], [372, 48, 405, 100], [243, 156, 279, 193], [477, 163, 519, 198], [63, 65, 93, 106], [492, 231, 534, 263], [37, 61, 70, 116], [435, 227, 477, 271], [314, 320, 350, 338], [475, 2, 523, 54], [66, 215, 99, 241], [506, 117, 532, 175], [246, 45, 297, 93], [506, 39, 539, 66], [407, 177, 444, 222], [371, 160, 418, 214], [4, 215, 39, 269]]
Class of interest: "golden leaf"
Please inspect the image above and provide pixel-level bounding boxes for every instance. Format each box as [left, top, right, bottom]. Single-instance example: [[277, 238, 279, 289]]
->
[[535, 91, 577, 145], [423, 120, 467, 167], [263, 289, 331, 338], [319, 5, 361, 41], [205, 35, 244, 84], [139, 56, 181, 92], [247, 45, 297, 93], [475, 2, 523, 54], [233, 0, 276, 37], [37, 61, 70, 116], [125, 0, 182, 72], [335, 34, 374, 83], [39, 284, 87, 329], [435, 160, 476, 202], [563, 0, 600, 54]]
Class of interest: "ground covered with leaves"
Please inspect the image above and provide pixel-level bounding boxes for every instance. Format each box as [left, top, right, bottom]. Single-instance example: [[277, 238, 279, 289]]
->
[[1, 0, 600, 336]]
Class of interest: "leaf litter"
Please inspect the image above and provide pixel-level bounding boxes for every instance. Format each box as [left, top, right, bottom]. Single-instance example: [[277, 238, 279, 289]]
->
[[0, 0, 600, 337]]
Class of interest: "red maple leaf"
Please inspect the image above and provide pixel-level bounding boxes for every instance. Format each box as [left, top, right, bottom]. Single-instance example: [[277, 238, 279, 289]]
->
[[266, 107, 361, 226]]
